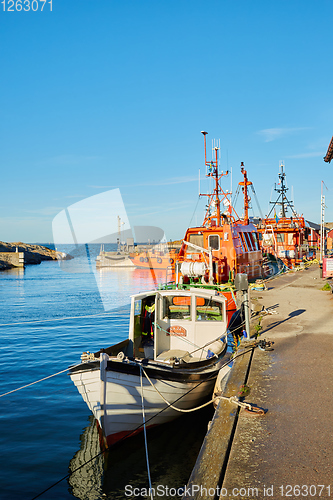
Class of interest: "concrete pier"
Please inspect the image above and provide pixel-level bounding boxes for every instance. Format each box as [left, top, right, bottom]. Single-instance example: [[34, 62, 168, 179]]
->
[[183, 264, 333, 499], [0, 251, 24, 268]]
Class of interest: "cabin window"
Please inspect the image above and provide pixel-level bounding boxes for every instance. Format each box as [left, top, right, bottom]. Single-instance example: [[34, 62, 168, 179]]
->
[[162, 295, 191, 321], [196, 297, 224, 321], [287, 233, 294, 245], [252, 232, 260, 249], [188, 234, 204, 252], [239, 233, 248, 252], [134, 300, 142, 316], [249, 233, 257, 250], [258, 232, 263, 241], [244, 232, 254, 251], [208, 234, 219, 250], [276, 233, 285, 243]]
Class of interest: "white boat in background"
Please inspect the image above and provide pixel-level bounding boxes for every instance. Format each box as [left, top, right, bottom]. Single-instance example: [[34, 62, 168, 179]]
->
[[69, 286, 229, 446]]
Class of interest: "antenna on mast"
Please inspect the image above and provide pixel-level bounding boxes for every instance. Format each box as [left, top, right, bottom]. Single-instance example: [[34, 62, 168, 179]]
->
[[201, 131, 208, 166]]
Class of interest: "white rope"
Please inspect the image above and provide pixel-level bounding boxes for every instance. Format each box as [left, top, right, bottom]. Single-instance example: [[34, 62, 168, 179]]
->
[[140, 366, 252, 413], [226, 395, 252, 410], [0, 311, 114, 328], [140, 366, 154, 500], [140, 366, 213, 413], [0, 364, 81, 398]]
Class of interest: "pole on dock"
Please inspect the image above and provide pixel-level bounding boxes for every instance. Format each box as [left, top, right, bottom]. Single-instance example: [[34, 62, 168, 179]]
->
[[234, 273, 250, 340]]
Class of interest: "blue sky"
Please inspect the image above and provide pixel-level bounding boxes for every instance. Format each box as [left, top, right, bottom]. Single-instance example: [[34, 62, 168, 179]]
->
[[1, 0, 332, 243]]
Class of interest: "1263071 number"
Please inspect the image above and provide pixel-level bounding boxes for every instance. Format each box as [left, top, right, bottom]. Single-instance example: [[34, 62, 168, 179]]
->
[[279, 485, 331, 497], [1, 0, 52, 11]]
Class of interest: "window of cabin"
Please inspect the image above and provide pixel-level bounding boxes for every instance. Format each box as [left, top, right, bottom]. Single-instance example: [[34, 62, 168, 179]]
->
[[244, 232, 254, 251], [287, 233, 294, 245], [162, 295, 191, 321], [208, 234, 219, 250], [196, 297, 224, 321], [252, 232, 260, 249], [258, 232, 263, 241], [276, 233, 285, 243], [249, 232, 257, 250], [188, 233, 204, 252], [239, 232, 248, 252]]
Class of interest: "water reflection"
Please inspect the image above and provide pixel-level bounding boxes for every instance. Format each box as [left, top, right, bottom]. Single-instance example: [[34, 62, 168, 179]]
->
[[2, 267, 25, 278], [68, 407, 214, 499], [94, 268, 167, 311], [68, 416, 104, 500]]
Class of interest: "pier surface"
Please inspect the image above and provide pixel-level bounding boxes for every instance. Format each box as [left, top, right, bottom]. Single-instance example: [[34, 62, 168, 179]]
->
[[184, 264, 333, 499]]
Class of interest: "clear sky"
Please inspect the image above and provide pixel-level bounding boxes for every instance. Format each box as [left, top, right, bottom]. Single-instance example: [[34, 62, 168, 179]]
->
[[1, 0, 332, 243]]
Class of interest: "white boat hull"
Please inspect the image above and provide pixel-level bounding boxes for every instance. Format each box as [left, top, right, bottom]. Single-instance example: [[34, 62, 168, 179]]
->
[[70, 361, 218, 446]]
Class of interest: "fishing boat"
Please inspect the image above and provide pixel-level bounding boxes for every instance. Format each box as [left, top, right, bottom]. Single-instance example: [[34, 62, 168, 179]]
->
[[256, 163, 309, 269], [174, 132, 263, 288], [69, 286, 229, 446], [129, 244, 180, 270]]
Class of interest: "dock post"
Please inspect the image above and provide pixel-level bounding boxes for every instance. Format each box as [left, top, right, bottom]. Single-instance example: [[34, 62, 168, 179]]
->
[[234, 273, 250, 339], [100, 352, 109, 439], [243, 289, 251, 340]]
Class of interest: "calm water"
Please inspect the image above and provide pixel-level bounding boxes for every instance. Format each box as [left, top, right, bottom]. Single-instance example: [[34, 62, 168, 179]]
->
[[0, 247, 213, 500]]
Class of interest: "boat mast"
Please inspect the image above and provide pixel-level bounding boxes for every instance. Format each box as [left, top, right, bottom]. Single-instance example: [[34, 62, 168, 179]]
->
[[238, 162, 252, 225], [268, 163, 297, 218], [200, 131, 236, 226]]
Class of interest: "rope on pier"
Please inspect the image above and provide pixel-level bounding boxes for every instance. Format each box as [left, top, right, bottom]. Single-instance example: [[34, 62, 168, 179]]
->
[[140, 365, 262, 414]]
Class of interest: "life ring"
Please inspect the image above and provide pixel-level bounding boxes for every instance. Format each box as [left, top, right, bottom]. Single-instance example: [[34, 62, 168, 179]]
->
[[169, 258, 174, 264], [157, 257, 162, 264], [140, 257, 144, 263], [144, 257, 149, 263]]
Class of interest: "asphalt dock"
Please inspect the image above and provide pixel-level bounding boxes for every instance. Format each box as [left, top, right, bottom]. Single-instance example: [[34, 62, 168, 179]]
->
[[183, 264, 333, 499]]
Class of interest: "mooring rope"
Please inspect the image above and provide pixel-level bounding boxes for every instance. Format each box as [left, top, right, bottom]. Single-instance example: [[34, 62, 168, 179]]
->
[[0, 364, 81, 398], [0, 311, 115, 328], [140, 366, 154, 500], [140, 365, 252, 414]]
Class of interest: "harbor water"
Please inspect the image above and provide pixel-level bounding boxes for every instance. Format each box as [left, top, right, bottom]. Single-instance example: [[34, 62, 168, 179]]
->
[[0, 246, 214, 500]]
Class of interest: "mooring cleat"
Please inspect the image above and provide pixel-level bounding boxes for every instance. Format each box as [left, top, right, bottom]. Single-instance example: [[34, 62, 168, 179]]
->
[[258, 339, 274, 351]]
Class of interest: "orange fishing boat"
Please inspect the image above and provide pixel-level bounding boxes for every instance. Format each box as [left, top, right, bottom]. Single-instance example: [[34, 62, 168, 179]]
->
[[174, 132, 263, 287], [129, 245, 179, 270], [256, 163, 309, 269]]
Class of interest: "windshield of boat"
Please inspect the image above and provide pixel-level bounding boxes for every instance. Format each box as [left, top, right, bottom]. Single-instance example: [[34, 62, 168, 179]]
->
[[188, 233, 204, 251], [208, 234, 219, 250], [196, 296, 224, 321], [161, 295, 191, 321]]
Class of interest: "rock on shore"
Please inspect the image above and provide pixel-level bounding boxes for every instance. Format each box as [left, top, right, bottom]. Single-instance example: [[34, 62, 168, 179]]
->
[[0, 241, 60, 270]]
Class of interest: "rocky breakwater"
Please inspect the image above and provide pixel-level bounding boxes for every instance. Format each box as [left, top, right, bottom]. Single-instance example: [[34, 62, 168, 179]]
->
[[0, 241, 68, 270]]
